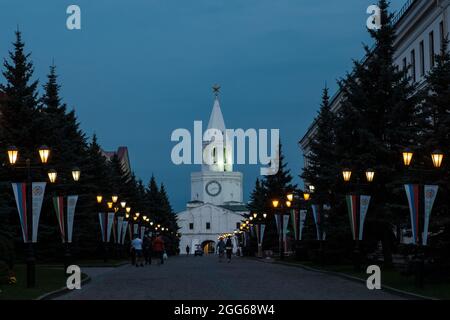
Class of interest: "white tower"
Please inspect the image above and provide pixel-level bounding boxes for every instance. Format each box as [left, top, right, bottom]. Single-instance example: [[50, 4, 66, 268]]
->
[[191, 85, 243, 206]]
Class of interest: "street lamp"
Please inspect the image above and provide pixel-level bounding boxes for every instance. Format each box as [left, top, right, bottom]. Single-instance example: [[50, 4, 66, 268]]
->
[[402, 148, 414, 167], [303, 192, 311, 201], [71, 167, 81, 182], [107, 202, 113, 209], [7, 146, 18, 165], [48, 169, 57, 183], [342, 168, 352, 182], [431, 150, 444, 168], [6, 145, 52, 288], [120, 201, 127, 209], [38, 145, 51, 164], [97, 195, 103, 204], [365, 169, 375, 183], [271, 192, 295, 260]]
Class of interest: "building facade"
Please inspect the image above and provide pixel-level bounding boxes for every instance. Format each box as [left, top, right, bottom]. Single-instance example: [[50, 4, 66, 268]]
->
[[177, 93, 248, 255]]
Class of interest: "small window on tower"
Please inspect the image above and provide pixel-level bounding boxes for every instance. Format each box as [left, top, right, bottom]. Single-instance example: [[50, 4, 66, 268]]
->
[[206, 222, 211, 230], [189, 223, 194, 230]]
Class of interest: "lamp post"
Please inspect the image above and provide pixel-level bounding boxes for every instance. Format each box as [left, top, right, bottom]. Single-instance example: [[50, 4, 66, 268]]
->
[[341, 167, 375, 271], [271, 193, 294, 261], [401, 148, 444, 288], [251, 212, 268, 258], [6, 145, 51, 288], [48, 167, 81, 272]]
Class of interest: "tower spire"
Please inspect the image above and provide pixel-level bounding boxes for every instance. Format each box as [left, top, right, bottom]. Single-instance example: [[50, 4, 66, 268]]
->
[[212, 84, 221, 98]]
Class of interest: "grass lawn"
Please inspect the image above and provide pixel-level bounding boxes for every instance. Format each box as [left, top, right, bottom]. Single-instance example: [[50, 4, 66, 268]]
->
[[0, 265, 87, 300], [288, 260, 450, 300]]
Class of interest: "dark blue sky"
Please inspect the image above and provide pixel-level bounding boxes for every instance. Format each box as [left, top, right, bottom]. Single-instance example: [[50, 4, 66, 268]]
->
[[0, 0, 404, 211]]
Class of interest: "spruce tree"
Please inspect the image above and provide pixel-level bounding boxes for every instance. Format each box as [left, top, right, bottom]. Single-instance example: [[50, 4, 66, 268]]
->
[[301, 86, 337, 205], [334, 0, 419, 263]]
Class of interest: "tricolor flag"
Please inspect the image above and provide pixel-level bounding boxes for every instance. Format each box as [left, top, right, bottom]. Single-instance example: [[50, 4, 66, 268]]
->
[[290, 209, 299, 240], [311, 205, 325, 241], [404, 184, 439, 245], [12, 183, 29, 243], [53, 196, 66, 242], [346, 195, 371, 240]]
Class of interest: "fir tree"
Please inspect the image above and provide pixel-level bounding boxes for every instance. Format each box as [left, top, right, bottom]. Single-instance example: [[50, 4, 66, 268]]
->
[[334, 0, 419, 263], [301, 86, 337, 205]]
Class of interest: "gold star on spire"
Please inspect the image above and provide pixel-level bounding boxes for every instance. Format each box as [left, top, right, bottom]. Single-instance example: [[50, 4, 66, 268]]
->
[[212, 84, 221, 97]]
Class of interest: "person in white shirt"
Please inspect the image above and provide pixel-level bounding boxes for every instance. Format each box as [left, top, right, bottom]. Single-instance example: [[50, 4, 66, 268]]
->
[[131, 234, 144, 267]]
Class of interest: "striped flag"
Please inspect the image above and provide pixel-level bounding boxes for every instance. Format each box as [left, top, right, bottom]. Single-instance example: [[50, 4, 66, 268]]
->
[[53, 196, 66, 242], [12, 183, 28, 243]]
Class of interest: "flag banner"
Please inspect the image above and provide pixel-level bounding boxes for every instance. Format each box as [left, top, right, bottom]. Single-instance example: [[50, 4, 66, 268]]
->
[[98, 213, 107, 242], [282, 214, 289, 241], [107, 212, 115, 242], [53, 196, 66, 242], [423, 185, 438, 245], [12, 183, 28, 243], [133, 224, 139, 236], [274, 214, 282, 239], [140, 226, 146, 239], [359, 195, 371, 241], [255, 224, 260, 245], [111, 216, 117, 243], [311, 205, 323, 240], [31, 182, 46, 243], [299, 210, 307, 240], [128, 222, 133, 240], [346, 195, 371, 241], [66, 195, 78, 243], [346, 195, 358, 241], [404, 184, 421, 244], [121, 220, 128, 244], [290, 209, 299, 240], [260, 224, 266, 244], [117, 216, 124, 244], [282, 214, 289, 253], [250, 225, 254, 237]]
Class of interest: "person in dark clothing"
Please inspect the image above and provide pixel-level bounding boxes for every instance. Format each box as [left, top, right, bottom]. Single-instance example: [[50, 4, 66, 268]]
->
[[186, 245, 190, 256], [152, 234, 165, 265], [225, 236, 233, 263], [143, 233, 152, 265]]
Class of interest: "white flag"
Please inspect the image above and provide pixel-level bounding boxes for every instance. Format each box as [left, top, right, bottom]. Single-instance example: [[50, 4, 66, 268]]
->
[[117, 216, 124, 244], [359, 195, 371, 240], [423, 185, 439, 245], [66, 195, 78, 243], [107, 212, 115, 242], [31, 182, 47, 243]]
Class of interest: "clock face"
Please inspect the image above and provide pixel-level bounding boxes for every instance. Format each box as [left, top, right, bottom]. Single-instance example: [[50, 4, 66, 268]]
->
[[206, 181, 222, 197]]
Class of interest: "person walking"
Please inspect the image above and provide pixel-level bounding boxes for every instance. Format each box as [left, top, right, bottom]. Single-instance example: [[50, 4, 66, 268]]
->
[[225, 236, 233, 263], [143, 233, 152, 265], [217, 237, 226, 262], [152, 234, 165, 265], [131, 234, 144, 267], [185, 245, 190, 256]]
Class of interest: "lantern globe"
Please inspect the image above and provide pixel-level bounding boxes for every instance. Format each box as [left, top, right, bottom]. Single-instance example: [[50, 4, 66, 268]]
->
[[431, 150, 444, 168], [38, 145, 51, 164], [7, 146, 19, 165]]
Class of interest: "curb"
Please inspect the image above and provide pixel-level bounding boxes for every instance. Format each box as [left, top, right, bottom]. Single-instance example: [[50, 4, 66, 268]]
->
[[35, 275, 91, 300], [253, 258, 438, 300]]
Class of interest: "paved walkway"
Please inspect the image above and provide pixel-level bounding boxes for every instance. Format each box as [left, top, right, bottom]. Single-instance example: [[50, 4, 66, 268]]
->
[[56, 256, 405, 300]]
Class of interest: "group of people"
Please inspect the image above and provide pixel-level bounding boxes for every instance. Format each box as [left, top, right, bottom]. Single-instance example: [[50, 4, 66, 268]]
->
[[131, 233, 166, 267], [185, 236, 234, 263]]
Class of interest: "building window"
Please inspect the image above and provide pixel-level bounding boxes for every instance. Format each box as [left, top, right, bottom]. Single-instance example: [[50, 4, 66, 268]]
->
[[206, 222, 211, 230], [419, 41, 425, 77], [402, 57, 407, 79], [410, 49, 416, 82], [440, 21, 445, 51], [236, 222, 240, 229], [189, 223, 194, 230], [429, 31, 435, 67]]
